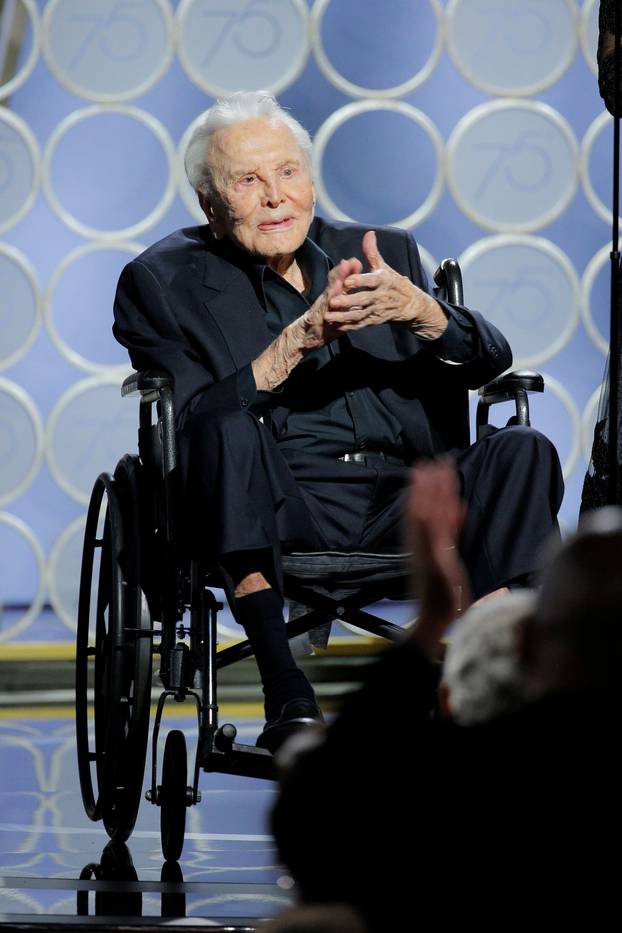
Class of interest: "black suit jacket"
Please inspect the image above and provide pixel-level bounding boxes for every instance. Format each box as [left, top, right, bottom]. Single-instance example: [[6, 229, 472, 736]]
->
[[113, 217, 511, 481]]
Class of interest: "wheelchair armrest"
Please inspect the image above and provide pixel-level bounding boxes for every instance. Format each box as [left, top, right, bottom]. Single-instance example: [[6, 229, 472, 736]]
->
[[433, 258, 464, 307], [122, 371, 177, 478], [476, 369, 544, 437], [121, 371, 173, 398]]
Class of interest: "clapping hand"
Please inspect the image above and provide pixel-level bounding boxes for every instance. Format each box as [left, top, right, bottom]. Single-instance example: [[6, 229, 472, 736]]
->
[[325, 231, 448, 340], [408, 460, 471, 659]]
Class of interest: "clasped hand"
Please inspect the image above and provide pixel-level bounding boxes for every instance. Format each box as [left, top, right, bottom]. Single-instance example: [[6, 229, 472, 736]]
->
[[301, 230, 448, 348]]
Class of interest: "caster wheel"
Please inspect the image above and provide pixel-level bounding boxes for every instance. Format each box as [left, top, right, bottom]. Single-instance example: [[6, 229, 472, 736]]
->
[[160, 729, 189, 862]]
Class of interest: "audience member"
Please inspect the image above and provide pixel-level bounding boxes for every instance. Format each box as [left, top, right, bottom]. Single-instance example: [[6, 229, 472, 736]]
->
[[440, 590, 536, 725], [272, 462, 622, 928]]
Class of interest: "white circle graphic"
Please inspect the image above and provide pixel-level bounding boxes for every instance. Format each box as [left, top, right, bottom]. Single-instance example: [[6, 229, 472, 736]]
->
[[0, 109, 40, 235], [45, 241, 145, 373], [313, 101, 444, 229], [0, 513, 46, 642], [446, 0, 577, 97], [582, 384, 604, 465], [42, 106, 177, 240], [580, 0, 599, 77], [42, 0, 174, 102], [177, 0, 310, 96], [582, 243, 611, 356], [0, 244, 41, 372], [311, 0, 443, 99], [459, 235, 580, 368], [447, 101, 579, 233], [0, 378, 44, 506], [0, 0, 40, 102], [537, 373, 581, 481], [48, 516, 86, 632], [46, 376, 138, 505], [581, 111, 617, 226]]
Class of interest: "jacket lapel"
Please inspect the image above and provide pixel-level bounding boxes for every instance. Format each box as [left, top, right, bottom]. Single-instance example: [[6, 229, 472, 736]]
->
[[200, 243, 274, 368]]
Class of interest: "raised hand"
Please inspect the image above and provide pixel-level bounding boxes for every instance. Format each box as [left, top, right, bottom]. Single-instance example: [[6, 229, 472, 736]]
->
[[408, 459, 471, 659], [325, 230, 448, 340], [251, 257, 362, 391], [297, 257, 363, 350]]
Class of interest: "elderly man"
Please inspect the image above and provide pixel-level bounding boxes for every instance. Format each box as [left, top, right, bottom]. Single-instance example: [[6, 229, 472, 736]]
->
[[113, 91, 563, 751]]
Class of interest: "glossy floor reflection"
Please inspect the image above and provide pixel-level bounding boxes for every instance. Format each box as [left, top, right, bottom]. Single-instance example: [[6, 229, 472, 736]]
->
[[0, 708, 295, 926]]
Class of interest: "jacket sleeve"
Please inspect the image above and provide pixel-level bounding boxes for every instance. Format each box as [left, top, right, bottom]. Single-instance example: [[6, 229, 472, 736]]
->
[[404, 231, 513, 389], [113, 258, 245, 430]]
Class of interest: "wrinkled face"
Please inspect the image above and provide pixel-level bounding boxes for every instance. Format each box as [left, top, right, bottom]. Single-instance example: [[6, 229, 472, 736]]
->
[[200, 117, 315, 265]]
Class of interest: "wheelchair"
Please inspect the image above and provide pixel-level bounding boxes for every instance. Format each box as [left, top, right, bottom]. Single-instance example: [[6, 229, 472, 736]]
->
[[75, 259, 545, 861]]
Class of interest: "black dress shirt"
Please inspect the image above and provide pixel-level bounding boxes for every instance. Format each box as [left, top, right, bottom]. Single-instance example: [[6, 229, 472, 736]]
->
[[235, 235, 478, 458]]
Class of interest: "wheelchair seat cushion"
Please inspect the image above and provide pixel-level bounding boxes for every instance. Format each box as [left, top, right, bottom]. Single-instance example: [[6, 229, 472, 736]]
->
[[282, 550, 412, 584]]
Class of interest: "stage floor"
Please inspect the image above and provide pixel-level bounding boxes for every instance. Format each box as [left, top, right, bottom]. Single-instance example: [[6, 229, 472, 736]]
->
[[0, 600, 414, 929], [0, 706, 296, 929]]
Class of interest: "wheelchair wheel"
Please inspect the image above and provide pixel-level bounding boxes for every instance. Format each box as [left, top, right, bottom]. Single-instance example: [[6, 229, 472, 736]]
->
[[160, 729, 188, 862], [76, 457, 153, 842]]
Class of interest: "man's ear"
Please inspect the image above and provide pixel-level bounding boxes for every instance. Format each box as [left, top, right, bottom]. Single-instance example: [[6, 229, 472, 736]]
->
[[198, 191, 213, 221], [198, 191, 224, 238]]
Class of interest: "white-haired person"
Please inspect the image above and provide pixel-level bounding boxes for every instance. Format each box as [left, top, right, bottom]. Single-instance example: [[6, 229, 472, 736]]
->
[[273, 462, 621, 927], [113, 91, 563, 752], [440, 590, 536, 725]]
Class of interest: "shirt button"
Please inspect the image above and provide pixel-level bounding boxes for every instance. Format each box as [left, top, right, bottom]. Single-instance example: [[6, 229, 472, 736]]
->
[[357, 441, 366, 450], [241, 398, 249, 408]]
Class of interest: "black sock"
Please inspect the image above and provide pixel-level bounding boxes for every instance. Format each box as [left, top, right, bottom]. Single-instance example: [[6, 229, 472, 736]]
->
[[234, 588, 315, 720]]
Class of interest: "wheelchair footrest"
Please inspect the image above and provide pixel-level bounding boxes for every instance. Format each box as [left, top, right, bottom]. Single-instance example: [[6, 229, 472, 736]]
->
[[199, 738, 276, 781]]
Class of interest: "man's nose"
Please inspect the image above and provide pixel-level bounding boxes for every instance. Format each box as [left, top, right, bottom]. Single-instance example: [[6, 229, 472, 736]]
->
[[262, 178, 284, 206]]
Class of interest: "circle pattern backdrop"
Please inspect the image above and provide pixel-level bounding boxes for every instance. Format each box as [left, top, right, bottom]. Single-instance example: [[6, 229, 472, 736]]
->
[[446, 0, 577, 96], [0, 108, 40, 235], [0, 0, 611, 642], [177, 0, 310, 96], [446, 101, 579, 233], [314, 101, 444, 228], [42, 0, 174, 101], [312, 0, 443, 98], [459, 235, 580, 368], [0, 244, 41, 372]]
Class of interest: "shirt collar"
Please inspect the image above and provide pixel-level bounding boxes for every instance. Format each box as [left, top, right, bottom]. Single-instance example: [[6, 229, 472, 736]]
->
[[222, 235, 332, 306]]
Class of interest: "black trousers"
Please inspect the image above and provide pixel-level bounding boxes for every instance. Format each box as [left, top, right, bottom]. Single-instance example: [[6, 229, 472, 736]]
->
[[185, 409, 564, 602]]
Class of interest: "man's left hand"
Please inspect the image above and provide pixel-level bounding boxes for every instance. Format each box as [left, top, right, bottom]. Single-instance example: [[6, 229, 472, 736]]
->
[[325, 230, 449, 340]]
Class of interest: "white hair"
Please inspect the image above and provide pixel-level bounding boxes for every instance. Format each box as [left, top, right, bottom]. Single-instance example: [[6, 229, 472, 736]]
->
[[184, 90, 313, 196], [442, 591, 536, 726]]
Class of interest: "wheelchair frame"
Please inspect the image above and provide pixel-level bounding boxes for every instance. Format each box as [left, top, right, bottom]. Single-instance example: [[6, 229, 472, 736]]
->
[[75, 259, 544, 860]]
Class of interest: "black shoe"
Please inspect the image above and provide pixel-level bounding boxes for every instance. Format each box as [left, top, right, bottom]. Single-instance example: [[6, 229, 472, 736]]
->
[[256, 698, 324, 754]]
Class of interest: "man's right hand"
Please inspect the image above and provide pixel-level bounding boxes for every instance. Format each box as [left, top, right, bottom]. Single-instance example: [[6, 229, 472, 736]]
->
[[294, 257, 364, 351], [252, 257, 362, 392]]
